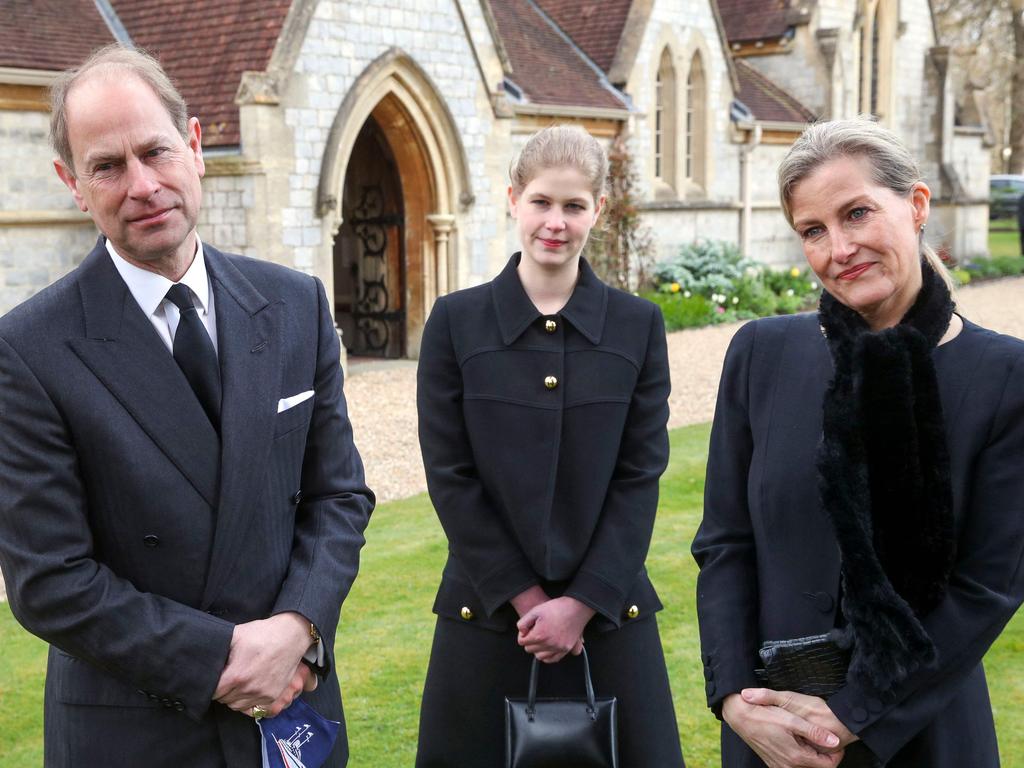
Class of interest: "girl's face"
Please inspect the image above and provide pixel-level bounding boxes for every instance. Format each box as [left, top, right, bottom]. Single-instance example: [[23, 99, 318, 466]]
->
[[788, 154, 929, 330], [508, 166, 605, 273]]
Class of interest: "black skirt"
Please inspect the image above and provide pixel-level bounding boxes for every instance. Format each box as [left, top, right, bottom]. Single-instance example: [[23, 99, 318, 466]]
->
[[416, 613, 685, 767]]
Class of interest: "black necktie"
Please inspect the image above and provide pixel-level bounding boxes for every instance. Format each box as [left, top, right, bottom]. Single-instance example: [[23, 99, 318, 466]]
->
[[165, 283, 221, 428]]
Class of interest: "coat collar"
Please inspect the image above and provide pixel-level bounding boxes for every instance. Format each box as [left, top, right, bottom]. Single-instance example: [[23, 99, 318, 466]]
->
[[491, 253, 608, 345]]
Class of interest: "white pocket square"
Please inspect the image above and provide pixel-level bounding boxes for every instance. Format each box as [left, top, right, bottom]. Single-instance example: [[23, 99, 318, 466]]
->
[[277, 390, 315, 413]]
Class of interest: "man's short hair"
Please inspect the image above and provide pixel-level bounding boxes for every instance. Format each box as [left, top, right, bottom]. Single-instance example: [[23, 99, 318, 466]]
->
[[49, 44, 189, 175]]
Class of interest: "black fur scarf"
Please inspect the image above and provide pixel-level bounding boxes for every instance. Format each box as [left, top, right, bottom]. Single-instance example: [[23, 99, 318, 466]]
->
[[817, 259, 957, 695]]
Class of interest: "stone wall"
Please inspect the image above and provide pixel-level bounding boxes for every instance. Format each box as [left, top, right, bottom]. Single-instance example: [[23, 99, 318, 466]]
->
[[195, 171, 256, 258], [626, 0, 740, 204], [0, 109, 97, 315], [624, 0, 747, 265], [893, 0, 937, 163], [275, 0, 506, 285]]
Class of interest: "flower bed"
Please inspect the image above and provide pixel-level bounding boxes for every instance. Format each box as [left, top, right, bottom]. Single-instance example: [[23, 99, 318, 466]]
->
[[643, 240, 820, 331]]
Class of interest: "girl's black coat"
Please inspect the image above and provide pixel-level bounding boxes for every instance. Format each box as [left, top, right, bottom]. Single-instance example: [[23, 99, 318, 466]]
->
[[417, 254, 670, 630], [692, 312, 1024, 766]]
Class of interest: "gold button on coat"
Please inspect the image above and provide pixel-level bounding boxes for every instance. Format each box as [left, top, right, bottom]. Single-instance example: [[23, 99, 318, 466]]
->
[[544, 319, 557, 333], [544, 376, 558, 390], [460, 606, 474, 620], [626, 605, 640, 619]]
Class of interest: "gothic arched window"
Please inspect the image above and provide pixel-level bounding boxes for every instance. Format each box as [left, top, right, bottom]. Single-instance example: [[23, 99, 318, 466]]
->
[[655, 48, 677, 190]]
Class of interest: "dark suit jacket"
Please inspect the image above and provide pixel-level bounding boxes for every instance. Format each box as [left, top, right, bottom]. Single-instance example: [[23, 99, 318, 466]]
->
[[0, 238, 374, 767], [692, 312, 1024, 766], [417, 254, 670, 632]]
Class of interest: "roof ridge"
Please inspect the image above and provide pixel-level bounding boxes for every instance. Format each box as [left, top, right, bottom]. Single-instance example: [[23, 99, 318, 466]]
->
[[734, 58, 815, 121], [524, 0, 631, 109], [92, 0, 133, 45]]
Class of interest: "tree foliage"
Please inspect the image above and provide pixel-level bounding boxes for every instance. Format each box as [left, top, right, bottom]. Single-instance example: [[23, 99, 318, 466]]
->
[[934, 0, 1024, 172], [587, 134, 655, 292]]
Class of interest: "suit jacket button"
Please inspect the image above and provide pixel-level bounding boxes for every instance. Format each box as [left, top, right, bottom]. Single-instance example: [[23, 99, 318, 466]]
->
[[544, 376, 558, 390], [460, 606, 474, 620], [174, 701, 185, 712], [292, 490, 303, 505], [544, 319, 557, 333], [851, 706, 868, 723], [143, 535, 160, 548], [626, 605, 639, 619]]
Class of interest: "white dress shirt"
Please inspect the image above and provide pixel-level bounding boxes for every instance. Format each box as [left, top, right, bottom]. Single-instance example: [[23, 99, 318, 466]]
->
[[107, 236, 218, 355]]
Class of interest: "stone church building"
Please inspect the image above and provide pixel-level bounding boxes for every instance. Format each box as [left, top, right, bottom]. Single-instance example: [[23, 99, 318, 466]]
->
[[0, 0, 989, 359]]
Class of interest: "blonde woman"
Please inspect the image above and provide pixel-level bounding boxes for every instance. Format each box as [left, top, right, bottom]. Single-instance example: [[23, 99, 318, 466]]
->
[[415, 126, 685, 767], [694, 118, 1024, 767]]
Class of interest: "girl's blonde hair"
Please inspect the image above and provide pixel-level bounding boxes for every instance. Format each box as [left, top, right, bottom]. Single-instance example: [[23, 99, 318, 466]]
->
[[510, 125, 608, 201], [778, 117, 953, 291]]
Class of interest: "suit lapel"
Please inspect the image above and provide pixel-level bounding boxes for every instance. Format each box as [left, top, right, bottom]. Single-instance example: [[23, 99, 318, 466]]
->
[[200, 247, 281, 607], [67, 242, 220, 507]]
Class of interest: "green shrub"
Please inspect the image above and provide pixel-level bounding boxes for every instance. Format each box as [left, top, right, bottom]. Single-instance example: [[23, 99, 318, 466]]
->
[[644, 291, 714, 331], [951, 268, 972, 286], [653, 239, 754, 297], [990, 255, 1024, 276], [733, 274, 779, 316], [650, 241, 822, 328], [965, 257, 1003, 279]]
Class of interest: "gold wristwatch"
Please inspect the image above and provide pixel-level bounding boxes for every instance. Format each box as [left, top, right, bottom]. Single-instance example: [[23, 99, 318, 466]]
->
[[309, 622, 320, 646]]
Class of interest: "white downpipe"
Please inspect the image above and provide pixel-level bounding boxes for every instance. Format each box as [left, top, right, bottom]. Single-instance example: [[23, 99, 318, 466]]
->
[[739, 125, 763, 257]]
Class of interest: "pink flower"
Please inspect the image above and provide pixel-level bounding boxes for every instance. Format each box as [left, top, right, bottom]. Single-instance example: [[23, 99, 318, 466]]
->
[[715, 306, 725, 314]]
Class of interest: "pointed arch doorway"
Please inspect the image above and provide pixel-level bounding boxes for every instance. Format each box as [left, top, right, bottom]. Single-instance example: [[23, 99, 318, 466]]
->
[[318, 48, 472, 360], [333, 110, 411, 358]]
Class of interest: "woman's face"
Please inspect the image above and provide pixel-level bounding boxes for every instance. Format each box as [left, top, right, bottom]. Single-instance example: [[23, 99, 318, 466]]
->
[[508, 166, 604, 273], [788, 154, 930, 329]]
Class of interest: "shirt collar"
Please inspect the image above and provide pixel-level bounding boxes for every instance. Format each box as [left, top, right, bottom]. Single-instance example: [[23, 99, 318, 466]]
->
[[107, 235, 211, 317], [491, 253, 608, 345]]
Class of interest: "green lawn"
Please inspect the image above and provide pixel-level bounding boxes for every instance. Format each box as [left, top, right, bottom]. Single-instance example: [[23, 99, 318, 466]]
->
[[989, 228, 1021, 259], [1, 423, 1021, 765]]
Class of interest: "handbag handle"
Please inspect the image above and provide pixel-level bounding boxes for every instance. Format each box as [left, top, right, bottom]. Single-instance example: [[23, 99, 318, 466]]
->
[[526, 646, 597, 721]]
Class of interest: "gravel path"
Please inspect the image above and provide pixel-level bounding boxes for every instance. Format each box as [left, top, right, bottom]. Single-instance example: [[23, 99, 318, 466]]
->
[[349, 275, 1024, 504], [0, 277, 1020, 602]]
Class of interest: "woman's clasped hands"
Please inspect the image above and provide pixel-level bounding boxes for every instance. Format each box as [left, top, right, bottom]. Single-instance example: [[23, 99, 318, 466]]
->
[[722, 688, 858, 768], [511, 585, 596, 663]]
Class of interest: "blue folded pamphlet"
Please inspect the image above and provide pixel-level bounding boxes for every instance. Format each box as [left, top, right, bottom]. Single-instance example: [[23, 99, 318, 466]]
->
[[258, 697, 340, 768]]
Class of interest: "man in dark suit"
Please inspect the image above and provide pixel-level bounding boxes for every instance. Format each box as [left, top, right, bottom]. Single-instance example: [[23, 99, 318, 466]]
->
[[0, 44, 373, 767]]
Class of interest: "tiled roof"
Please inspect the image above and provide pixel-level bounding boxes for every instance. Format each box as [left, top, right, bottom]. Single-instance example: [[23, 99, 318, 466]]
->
[[716, 0, 791, 43], [489, 0, 628, 111], [734, 59, 815, 123], [0, 0, 114, 72], [532, 0, 633, 73], [110, 0, 293, 147]]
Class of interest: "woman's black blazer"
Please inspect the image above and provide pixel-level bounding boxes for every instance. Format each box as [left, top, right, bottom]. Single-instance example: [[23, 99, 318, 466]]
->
[[692, 312, 1024, 765], [417, 255, 670, 633]]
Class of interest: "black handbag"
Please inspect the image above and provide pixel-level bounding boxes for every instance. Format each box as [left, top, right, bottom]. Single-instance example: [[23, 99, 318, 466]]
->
[[756, 634, 883, 768], [504, 647, 618, 768]]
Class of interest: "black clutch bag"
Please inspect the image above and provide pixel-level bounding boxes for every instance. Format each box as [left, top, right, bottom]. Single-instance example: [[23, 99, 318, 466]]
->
[[504, 647, 618, 768], [756, 634, 883, 768], [755, 633, 851, 697]]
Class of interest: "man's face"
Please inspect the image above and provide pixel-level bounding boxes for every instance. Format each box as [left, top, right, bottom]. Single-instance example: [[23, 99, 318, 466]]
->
[[55, 73, 205, 270]]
